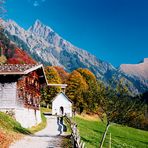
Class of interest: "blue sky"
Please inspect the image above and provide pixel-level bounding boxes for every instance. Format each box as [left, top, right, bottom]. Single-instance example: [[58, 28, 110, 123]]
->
[[4, 0, 148, 67]]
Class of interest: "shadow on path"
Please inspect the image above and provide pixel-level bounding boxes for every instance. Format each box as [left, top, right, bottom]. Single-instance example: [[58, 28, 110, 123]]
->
[[57, 116, 67, 135], [10, 116, 67, 148]]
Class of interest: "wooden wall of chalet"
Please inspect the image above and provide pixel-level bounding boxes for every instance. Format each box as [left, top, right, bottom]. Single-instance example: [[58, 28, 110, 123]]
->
[[0, 83, 17, 108], [0, 71, 42, 110], [17, 71, 41, 110]]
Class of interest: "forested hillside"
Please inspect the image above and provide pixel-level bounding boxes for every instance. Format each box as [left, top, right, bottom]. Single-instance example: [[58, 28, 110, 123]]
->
[[41, 66, 148, 131], [0, 28, 36, 64], [2, 19, 148, 95]]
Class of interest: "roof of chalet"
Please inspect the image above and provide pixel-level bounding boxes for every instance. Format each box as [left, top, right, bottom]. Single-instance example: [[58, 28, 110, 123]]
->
[[51, 92, 73, 103], [0, 64, 68, 87], [0, 64, 43, 74], [0, 64, 48, 84]]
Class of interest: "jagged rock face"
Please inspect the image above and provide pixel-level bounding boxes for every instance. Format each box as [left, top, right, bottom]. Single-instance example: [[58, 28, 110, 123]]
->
[[120, 58, 148, 80], [2, 19, 116, 80], [119, 59, 148, 92], [1, 19, 148, 94], [144, 58, 148, 63]]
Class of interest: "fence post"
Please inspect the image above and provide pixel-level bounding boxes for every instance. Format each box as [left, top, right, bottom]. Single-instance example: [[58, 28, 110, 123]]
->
[[109, 133, 111, 148], [82, 142, 85, 148], [65, 115, 85, 148]]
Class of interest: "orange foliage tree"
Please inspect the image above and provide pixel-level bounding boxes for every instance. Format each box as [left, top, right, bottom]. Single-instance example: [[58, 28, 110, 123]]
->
[[53, 66, 69, 83], [76, 68, 99, 112], [66, 70, 88, 113]]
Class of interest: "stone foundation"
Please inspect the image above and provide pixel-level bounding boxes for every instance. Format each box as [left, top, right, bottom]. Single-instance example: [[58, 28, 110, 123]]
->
[[0, 108, 42, 128]]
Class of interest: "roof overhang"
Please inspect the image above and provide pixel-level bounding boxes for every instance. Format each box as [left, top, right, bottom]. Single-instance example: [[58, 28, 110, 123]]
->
[[0, 64, 48, 85], [0, 64, 68, 87], [48, 84, 67, 88], [0, 64, 43, 75], [51, 92, 73, 103]]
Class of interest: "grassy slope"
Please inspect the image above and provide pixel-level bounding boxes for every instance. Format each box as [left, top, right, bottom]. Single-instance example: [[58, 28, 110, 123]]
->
[[40, 107, 51, 113], [0, 112, 30, 134], [0, 112, 30, 147], [0, 110, 47, 147], [75, 115, 148, 148]]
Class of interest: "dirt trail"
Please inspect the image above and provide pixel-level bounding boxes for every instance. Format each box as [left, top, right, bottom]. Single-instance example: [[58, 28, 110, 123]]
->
[[10, 116, 64, 148]]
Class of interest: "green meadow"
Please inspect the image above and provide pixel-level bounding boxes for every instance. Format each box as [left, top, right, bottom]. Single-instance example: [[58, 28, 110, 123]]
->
[[75, 115, 148, 148]]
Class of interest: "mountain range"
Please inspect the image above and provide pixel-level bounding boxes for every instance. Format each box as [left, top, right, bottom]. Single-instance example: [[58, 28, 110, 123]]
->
[[119, 58, 148, 93], [1, 19, 148, 94]]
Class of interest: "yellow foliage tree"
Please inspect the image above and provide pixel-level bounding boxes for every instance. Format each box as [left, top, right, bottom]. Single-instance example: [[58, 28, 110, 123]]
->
[[0, 55, 6, 64], [76, 68, 98, 113], [41, 66, 62, 107], [66, 70, 88, 113]]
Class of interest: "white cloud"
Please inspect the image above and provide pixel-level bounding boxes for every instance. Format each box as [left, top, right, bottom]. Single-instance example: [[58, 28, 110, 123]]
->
[[33, 1, 39, 7], [31, 0, 46, 7]]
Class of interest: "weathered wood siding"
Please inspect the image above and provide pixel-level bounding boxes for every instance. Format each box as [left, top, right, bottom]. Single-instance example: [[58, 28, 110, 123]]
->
[[0, 83, 17, 108]]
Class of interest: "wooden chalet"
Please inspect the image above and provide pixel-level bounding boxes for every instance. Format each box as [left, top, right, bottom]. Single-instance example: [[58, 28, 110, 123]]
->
[[0, 64, 48, 128]]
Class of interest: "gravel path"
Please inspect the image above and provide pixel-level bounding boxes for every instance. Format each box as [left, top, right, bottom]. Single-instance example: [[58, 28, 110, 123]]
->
[[10, 116, 64, 148]]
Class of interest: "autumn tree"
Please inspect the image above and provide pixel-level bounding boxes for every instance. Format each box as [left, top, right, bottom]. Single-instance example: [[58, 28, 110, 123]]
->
[[0, 54, 6, 63], [41, 66, 62, 107], [0, 1, 14, 61], [66, 70, 88, 113], [0, 28, 15, 63], [130, 92, 148, 130], [98, 81, 144, 148], [76, 68, 98, 112], [53, 66, 69, 83]]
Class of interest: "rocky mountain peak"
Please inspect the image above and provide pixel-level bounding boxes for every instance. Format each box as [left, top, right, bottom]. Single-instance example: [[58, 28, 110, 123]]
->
[[144, 58, 148, 63], [120, 58, 148, 80], [3, 19, 116, 77], [2, 19, 21, 30], [28, 19, 53, 38], [6, 19, 18, 26], [3, 19, 148, 94]]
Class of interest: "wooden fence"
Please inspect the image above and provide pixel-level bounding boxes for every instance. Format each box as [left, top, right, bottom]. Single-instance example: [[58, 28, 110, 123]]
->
[[65, 116, 86, 148]]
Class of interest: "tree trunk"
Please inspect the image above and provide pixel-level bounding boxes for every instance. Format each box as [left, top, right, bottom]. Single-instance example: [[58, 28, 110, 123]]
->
[[99, 121, 110, 148]]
